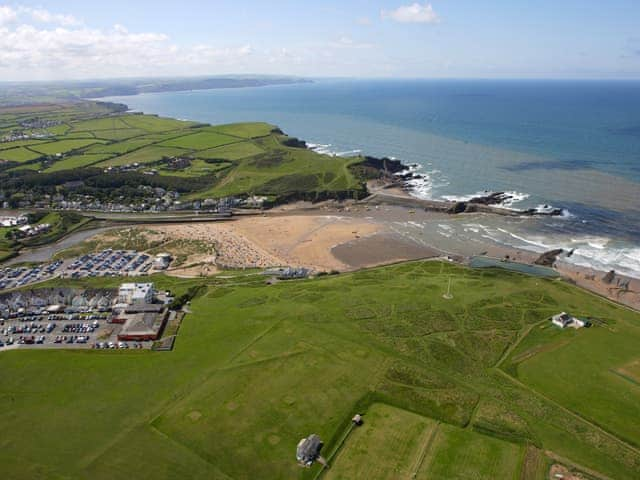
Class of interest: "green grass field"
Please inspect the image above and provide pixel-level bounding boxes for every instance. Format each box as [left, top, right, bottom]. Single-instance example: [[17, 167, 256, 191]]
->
[[29, 138, 105, 155], [0, 139, 48, 150], [211, 122, 275, 138], [96, 145, 190, 167], [1, 262, 639, 479], [0, 146, 43, 162], [418, 423, 524, 479], [157, 158, 232, 177], [325, 403, 438, 480], [158, 130, 241, 150], [503, 317, 640, 448], [0, 105, 371, 203], [43, 153, 115, 172], [196, 141, 264, 160]]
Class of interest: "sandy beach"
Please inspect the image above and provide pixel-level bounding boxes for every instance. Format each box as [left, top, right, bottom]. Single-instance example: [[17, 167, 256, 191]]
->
[[151, 210, 437, 273], [73, 198, 640, 312]]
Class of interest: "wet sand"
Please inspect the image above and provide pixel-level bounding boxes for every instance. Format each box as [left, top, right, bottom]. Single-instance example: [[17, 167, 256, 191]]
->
[[332, 232, 441, 269]]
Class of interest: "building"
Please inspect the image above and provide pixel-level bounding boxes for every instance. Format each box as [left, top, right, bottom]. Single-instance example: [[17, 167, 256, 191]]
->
[[118, 283, 154, 305], [117, 309, 169, 341], [0, 215, 27, 227], [552, 312, 588, 329], [552, 312, 573, 328], [296, 434, 325, 467], [153, 253, 172, 270]]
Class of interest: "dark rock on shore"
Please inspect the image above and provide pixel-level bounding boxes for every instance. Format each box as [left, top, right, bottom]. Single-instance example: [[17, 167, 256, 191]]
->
[[361, 156, 407, 174], [520, 207, 564, 216], [602, 270, 616, 284], [468, 191, 513, 205], [281, 137, 307, 148], [534, 249, 564, 267]]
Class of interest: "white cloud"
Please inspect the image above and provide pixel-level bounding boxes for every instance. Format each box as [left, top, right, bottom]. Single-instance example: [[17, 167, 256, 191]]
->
[[21, 7, 81, 26], [0, 5, 17, 25], [0, 4, 389, 79], [382, 2, 440, 24], [356, 16, 371, 26], [0, 5, 259, 79]]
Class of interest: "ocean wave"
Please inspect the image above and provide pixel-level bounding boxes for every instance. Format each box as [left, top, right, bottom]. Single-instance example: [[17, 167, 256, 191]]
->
[[480, 226, 640, 278], [307, 143, 361, 157], [440, 190, 530, 208], [396, 164, 448, 200]]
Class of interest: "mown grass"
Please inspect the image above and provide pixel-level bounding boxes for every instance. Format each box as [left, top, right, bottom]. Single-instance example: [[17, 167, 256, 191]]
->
[[418, 423, 524, 479], [325, 403, 438, 480], [0, 261, 639, 479]]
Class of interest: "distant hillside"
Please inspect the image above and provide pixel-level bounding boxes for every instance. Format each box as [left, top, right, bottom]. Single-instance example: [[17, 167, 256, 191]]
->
[[0, 76, 311, 106]]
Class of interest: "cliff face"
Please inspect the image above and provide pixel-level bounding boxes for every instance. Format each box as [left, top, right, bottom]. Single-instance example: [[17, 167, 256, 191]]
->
[[359, 156, 406, 174]]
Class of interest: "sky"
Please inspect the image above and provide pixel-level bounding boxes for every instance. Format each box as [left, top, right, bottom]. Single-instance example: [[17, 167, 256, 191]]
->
[[0, 1, 639, 81]]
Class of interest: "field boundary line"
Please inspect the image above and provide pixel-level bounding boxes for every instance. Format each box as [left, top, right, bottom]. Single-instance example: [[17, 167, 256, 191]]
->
[[494, 368, 640, 457], [609, 368, 640, 388], [148, 424, 236, 480], [495, 319, 546, 369], [314, 422, 356, 480], [410, 421, 440, 479], [545, 451, 613, 480], [227, 318, 283, 365]]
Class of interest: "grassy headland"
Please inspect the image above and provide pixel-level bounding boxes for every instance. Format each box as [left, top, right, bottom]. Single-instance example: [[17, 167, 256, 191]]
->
[[1, 261, 639, 479], [0, 103, 387, 209]]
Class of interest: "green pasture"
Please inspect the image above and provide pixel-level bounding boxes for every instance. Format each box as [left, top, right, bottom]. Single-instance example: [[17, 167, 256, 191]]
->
[[196, 140, 264, 160], [68, 116, 131, 132], [0, 146, 42, 162], [29, 138, 105, 155], [418, 423, 524, 479], [325, 403, 438, 480], [120, 114, 196, 132], [504, 315, 640, 448], [1, 262, 639, 479], [96, 145, 190, 167], [196, 144, 364, 199], [0, 139, 48, 150], [158, 158, 232, 177], [0, 104, 376, 203], [158, 130, 241, 150], [44, 153, 115, 172], [84, 137, 159, 155], [211, 121, 275, 138]]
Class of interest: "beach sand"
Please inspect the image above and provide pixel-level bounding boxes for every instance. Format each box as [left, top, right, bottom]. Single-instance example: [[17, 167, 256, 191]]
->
[[84, 201, 640, 311], [332, 232, 440, 269]]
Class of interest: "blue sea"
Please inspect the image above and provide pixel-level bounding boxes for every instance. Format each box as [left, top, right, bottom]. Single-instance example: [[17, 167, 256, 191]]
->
[[104, 79, 640, 277]]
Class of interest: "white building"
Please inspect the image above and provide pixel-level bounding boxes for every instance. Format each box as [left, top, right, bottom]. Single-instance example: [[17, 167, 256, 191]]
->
[[153, 253, 172, 270], [551, 312, 586, 329], [118, 283, 154, 305], [0, 215, 28, 227]]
